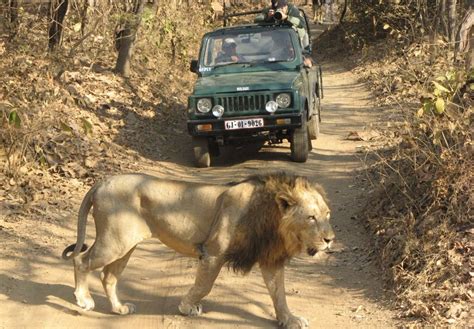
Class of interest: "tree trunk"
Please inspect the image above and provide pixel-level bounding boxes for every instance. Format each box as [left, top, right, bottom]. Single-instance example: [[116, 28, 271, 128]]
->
[[48, 0, 69, 51], [448, 0, 457, 44], [339, 0, 348, 24], [440, 0, 448, 37], [114, 0, 147, 77], [457, 8, 474, 71], [429, 1, 441, 65], [80, 0, 93, 37], [8, 0, 18, 24], [7, 0, 19, 40]]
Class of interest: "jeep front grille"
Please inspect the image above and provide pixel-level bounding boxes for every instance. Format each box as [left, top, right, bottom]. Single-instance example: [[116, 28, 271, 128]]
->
[[216, 94, 272, 112]]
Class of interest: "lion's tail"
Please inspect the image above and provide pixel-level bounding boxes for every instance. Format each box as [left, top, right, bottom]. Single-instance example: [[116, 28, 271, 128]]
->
[[61, 183, 99, 260]]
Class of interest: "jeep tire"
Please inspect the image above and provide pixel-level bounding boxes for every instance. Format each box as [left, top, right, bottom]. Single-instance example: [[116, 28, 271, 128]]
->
[[192, 137, 211, 168], [290, 115, 309, 162]]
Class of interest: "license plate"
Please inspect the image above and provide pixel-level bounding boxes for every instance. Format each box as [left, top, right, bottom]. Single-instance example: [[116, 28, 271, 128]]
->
[[225, 118, 264, 130]]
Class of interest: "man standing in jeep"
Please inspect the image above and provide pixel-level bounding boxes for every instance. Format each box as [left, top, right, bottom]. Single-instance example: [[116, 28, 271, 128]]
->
[[257, 0, 312, 67], [259, 1, 309, 50]]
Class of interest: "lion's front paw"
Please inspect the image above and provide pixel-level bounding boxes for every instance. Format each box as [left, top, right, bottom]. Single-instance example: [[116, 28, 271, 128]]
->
[[280, 316, 309, 329], [112, 302, 136, 315], [74, 292, 95, 311], [178, 301, 202, 316]]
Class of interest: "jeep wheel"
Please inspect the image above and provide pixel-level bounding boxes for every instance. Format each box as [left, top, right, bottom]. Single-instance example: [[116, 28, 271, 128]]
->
[[290, 116, 309, 162], [192, 137, 210, 168]]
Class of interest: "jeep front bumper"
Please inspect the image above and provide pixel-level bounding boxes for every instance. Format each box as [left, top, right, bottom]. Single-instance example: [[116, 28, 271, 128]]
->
[[187, 112, 304, 137]]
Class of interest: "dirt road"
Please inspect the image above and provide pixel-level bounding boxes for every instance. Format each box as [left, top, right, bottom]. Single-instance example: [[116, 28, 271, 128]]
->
[[0, 17, 401, 328], [0, 62, 400, 329]]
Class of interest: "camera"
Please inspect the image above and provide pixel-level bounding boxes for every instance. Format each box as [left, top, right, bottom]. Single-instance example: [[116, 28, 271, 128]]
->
[[274, 9, 284, 20]]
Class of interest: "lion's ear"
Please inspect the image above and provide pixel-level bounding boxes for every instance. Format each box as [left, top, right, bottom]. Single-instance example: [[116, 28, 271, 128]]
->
[[276, 193, 296, 213]]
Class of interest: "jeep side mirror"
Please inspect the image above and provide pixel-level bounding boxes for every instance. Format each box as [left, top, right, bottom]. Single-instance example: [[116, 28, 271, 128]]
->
[[190, 60, 199, 73]]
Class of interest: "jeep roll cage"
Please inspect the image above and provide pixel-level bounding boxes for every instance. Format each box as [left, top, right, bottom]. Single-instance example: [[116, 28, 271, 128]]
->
[[222, 6, 313, 55]]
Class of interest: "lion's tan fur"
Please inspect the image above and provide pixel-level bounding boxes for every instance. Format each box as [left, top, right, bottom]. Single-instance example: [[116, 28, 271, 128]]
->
[[63, 172, 334, 328]]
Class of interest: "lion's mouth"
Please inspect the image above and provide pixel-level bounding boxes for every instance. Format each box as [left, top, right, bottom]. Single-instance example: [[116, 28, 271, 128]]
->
[[307, 248, 318, 256]]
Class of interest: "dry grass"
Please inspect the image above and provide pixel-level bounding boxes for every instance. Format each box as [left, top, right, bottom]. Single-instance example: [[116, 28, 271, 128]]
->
[[0, 2, 214, 221], [315, 4, 473, 326], [363, 108, 472, 324], [358, 34, 473, 329]]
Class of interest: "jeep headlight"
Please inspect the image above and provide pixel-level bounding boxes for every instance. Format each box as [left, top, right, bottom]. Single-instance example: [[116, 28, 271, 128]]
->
[[265, 101, 278, 113], [275, 93, 291, 108], [212, 105, 224, 118], [197, 98, 212, 113]]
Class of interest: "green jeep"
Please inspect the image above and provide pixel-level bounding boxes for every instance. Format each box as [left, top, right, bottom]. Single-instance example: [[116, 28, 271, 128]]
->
[[187, 11, 323, 167]]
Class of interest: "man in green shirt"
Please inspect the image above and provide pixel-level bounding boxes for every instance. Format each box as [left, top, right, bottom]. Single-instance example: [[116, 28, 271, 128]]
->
[[258, 1, 308, 49], [256, 0, 312, 65]]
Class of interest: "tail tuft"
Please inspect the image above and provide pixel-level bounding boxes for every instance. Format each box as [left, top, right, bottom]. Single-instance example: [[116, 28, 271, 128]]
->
[[62, 243, 89, 260]]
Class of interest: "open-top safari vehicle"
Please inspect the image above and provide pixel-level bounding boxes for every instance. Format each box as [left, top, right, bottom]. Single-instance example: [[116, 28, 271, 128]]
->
[[187, 8, 323, 167]]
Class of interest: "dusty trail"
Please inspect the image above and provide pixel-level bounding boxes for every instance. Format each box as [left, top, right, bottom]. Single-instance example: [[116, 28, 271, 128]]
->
[[0, 19, 400, 329]]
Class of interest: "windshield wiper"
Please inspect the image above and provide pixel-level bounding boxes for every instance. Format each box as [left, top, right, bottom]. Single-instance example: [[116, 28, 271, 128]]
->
[[213, 59, 291, 68], [265, 59, 292, 64], [213, 61, 254, 68]]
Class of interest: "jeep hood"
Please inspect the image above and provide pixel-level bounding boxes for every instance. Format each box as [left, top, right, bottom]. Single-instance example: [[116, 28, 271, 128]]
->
[[193, 71, 300, 95]]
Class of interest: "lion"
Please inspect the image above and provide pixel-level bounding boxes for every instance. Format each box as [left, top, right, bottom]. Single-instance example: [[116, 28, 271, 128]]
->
[[62, 172, 334, 328]]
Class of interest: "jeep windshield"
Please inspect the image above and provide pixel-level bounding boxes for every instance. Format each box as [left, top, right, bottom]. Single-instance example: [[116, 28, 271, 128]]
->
[[202, 30, 296, 67]]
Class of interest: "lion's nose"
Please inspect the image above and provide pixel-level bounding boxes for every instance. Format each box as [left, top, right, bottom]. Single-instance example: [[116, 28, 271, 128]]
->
[[324, 228, 336, 244]]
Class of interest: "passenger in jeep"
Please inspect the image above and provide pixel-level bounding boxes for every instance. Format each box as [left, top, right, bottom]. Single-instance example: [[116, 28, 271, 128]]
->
[[215, 38, 242, 64], [268, 31, 295, 61]]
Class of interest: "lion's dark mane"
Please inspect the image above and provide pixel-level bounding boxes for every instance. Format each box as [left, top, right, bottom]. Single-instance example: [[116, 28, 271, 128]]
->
[[223, 172, 313, 273]]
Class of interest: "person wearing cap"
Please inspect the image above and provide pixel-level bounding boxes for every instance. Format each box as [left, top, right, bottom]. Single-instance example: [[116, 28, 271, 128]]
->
[[257, 1, 313, 67], [257, 1, 310, 53], [265, 0, 303, 26], [215, 38, 242, 64]]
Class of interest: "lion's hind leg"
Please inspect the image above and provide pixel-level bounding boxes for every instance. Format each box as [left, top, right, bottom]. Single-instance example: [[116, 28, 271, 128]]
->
[[101, 246, 137, 315], [178, 256, 224, 316], [72, 239, 138, 313], [73, 251, 95, 311]]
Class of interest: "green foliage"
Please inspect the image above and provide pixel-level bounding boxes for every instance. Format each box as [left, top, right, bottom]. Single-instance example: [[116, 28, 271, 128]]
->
[[8, 110, 21, 128], [59, 121, 73, 133], [80, 118, 93, 135], [418, 71, 465, 117], [141, 7, 155, 27], [112, 12, 141, 29], [136, 4, 210, 66]]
